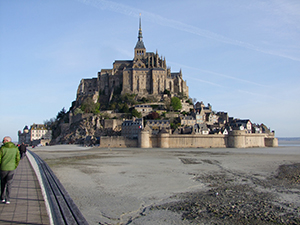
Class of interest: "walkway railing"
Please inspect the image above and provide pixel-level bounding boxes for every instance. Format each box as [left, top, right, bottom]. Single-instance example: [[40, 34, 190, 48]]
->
[[27, 150, 89, 225]]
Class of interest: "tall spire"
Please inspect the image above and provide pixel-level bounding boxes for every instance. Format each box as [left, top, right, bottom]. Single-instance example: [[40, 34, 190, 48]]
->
[[135, 13, 145, 50], [138, 13, 143, 42]]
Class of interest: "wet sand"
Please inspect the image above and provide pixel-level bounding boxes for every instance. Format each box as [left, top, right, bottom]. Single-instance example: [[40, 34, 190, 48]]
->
[[31, 146, 300, 225]]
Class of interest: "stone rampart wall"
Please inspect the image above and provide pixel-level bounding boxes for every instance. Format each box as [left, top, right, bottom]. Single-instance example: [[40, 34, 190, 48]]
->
[[169, 134, 227, 148], [98, 131, 278, 148], [245, 134, 265, 148], [99, 136, 138, 148], [265, 137, 278, 147], [138, 131, 278, 148], [145, 134, 227, 148], [227, 131, 269, 148], [150, 135, 159, 147]]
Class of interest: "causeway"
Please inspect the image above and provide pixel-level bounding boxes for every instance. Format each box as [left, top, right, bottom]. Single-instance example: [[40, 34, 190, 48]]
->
[[0, 156, 50, 225]]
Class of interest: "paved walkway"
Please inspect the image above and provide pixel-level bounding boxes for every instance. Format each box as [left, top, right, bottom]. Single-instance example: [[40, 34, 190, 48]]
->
[[0, 156, 50, 225]]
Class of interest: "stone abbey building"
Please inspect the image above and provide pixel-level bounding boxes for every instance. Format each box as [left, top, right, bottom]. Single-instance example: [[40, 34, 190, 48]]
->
[[76, 17, 188, 105]]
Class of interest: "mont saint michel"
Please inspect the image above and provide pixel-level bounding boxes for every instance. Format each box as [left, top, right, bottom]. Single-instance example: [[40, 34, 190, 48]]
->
[[19, 17, 277, 148]]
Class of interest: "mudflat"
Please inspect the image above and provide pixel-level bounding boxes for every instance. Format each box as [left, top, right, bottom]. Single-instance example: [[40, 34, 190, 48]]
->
[[31, 146, 300, 225]]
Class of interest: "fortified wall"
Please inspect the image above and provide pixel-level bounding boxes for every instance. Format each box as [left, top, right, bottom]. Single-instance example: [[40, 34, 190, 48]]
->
[[99, 136, 138, 148], [99, 130, 278, 148]]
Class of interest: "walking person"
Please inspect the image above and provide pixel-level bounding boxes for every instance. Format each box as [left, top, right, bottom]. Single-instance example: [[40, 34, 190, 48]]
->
[[18, 142, 27, 159], [0, 136, 20, 204]]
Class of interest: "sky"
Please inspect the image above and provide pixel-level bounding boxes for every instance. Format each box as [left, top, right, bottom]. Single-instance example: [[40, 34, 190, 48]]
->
[[0, 0, 299, 141]]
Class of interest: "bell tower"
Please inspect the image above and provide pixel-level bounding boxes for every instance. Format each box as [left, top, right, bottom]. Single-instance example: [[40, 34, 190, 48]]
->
[[134, 14, 146, 59]]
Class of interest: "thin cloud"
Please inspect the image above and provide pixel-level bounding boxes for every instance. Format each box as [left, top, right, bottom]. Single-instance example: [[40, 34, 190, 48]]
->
[[186, 76, 224, 88], [198, 69, 269, 88], [169, 61, 269, 88], [255, 0, 300, 29], [77, 0, 300, 62], [237, 89, 276, 100]]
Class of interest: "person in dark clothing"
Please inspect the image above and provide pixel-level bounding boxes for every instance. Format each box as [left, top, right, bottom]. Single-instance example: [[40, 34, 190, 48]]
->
[[18, 143, 27, 159], [1, 136, 20, 204]]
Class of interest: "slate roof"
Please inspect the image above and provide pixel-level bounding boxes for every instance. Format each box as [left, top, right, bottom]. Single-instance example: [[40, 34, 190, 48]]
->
[[135, 40, 146, 49]]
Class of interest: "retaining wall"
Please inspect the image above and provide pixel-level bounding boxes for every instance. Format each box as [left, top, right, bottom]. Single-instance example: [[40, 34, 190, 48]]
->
[[100, 136, 138, 148], [98, 131, 278, 148]]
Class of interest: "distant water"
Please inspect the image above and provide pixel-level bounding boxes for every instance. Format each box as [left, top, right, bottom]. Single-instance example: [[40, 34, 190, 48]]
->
[[278, 143, 300, 147], [278, 138, 300, 147]]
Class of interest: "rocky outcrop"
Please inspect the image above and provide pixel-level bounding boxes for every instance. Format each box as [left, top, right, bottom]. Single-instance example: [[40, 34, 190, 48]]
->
[[51, 114, 121, 145]]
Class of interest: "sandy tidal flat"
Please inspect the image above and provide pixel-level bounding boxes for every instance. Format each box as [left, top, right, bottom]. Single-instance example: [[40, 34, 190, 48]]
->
[[31, 146, 300, 225]]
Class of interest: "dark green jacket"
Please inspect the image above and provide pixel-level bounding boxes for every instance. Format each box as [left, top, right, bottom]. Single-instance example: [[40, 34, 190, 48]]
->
[[0, 142, 20, 171]]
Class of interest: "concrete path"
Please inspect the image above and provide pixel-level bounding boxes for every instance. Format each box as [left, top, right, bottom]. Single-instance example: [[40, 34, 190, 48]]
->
[[0, 156, 50, 225]]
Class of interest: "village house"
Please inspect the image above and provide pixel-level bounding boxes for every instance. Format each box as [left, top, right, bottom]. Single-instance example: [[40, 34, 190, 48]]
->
[[230, 119, 252, 133], [145, 120, 170, 134], [217, 112, 229, 125], [121, 118, 143, 138], [134, 104, 153, 117], [18, 124, 52, 146], [194, 123, 209, 135], [194, 110, 205, 124], [205, 112, 219, 125], [180, 115, 196, 126], [180, 101, 194, 112]]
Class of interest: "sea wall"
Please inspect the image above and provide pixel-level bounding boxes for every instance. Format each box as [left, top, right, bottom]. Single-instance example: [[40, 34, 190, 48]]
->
[[100, 136, 138, 148], [138, 131, 278, 148], [99, 131, 278, 148], [142, 134, 227, 148], [227, 130, 266, 148], [265, 136, 278, 147]]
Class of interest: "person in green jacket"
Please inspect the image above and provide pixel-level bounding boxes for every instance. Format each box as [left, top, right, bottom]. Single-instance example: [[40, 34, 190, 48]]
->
[[0, 136, 20, 204]]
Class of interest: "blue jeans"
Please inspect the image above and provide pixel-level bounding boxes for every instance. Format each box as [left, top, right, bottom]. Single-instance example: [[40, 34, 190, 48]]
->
[[1, 170, 15, 201]]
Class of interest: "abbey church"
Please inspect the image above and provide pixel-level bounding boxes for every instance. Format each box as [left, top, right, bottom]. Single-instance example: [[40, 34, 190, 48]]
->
[[76, 17, 189, 105]]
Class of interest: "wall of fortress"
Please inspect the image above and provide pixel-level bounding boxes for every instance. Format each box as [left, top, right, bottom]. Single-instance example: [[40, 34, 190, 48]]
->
[[99, 131, 278, 148], [168, 134, 227, 148], [99, 136, 138, 148]]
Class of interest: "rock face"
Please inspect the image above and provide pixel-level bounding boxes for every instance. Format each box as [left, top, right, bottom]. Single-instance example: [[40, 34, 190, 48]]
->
[[51, 114, 121, 145]]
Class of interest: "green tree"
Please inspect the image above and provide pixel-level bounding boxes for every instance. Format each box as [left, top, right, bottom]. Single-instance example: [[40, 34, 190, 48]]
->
[[171, 97, 182, 111], [131, 108, 142, 118], [119, 103, 129, 113], [81, 97, 100, 114], [56, 107, 66, 120], [93, 102, 100, 114], [44, 118, 55, 128], [140, 97, 148, 103], [74, 108, 84, 115], [109, 102, 117, 110]]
